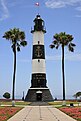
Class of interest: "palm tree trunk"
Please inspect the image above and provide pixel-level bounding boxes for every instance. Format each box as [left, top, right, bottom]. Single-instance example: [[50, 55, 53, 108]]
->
[[62, 45, 65, 100], [12, 45, 16, 100]]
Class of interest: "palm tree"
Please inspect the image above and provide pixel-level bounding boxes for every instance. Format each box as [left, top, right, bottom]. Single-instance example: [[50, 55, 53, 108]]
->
[[50, 32, 76, 101], [73, 92, 81, 100], [3, 28, 27, 101]]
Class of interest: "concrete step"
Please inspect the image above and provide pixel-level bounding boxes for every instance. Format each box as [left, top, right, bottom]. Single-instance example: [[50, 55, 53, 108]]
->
[[30, 101, 49, 106]]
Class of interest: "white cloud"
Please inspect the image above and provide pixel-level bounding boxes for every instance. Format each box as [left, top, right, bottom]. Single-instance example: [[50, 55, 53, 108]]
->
[[0, 0, 9, 21], [46, 53, 81, 61], [45, 0, 81, 9], [45, 0, 65, 8]]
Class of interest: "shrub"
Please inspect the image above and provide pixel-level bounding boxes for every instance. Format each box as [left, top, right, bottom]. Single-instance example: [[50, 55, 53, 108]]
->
[[3, 92, 10, 99]]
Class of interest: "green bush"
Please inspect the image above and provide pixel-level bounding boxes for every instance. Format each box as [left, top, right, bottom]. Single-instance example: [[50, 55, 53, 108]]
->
[[3, 92, 10, 99]]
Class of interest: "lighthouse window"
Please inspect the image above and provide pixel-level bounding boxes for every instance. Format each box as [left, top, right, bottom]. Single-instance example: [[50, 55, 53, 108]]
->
[[38, 59, 40, 63]]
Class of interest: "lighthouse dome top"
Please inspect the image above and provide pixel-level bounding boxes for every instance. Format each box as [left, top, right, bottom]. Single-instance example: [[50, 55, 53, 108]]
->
[[35, 14, 41, 19], [31, 14, 46, 33]]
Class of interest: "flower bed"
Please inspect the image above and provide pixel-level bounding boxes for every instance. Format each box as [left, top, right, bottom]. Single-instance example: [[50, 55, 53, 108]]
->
[[0, 107, 22, 121], [59, 107, 81, 121]]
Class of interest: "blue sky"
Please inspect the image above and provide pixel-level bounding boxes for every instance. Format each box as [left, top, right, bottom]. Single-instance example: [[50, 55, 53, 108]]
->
[[0, 0, 81, 99]]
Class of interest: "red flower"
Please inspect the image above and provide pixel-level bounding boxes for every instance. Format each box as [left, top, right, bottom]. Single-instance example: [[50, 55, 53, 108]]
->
[[59, 107, 81, 120], [0, 107, 22, 121]]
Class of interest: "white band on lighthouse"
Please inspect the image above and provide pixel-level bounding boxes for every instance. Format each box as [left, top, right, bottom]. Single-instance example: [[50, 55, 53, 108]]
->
[[32, 59, 46, 73], [33, 31, 44, 45]]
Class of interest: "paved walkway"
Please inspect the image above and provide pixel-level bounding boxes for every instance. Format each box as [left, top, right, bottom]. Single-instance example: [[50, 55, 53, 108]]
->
[[8, 106, 76, 121]]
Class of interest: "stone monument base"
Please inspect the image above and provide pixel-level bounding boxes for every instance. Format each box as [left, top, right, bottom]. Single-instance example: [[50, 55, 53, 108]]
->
[[25, 88, 53, 102]]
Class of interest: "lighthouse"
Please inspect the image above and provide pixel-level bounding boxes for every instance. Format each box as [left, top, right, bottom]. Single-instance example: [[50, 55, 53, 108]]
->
[[25, 14, 53, 101]]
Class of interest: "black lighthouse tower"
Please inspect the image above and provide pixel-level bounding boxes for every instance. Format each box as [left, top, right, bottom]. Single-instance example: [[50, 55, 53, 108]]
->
[[25, 14, 53, 101]]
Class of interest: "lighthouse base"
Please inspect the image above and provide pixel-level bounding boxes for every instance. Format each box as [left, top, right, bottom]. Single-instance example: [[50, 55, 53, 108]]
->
[[25, 88, 53, 102]]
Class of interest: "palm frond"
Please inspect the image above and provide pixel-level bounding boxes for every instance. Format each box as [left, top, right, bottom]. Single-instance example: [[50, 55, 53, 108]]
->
[[20, 41, 27, 46], [70, 43, 76, 47], [52, 40, 58, 45], [68, 44, 74, 52], [17, 46, 20, 52], [49, 44, 55, 49]]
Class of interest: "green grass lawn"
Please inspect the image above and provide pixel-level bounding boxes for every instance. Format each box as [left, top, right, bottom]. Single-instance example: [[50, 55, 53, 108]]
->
[[48, 100, 79, 106], [0, 101, 31, 106]]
